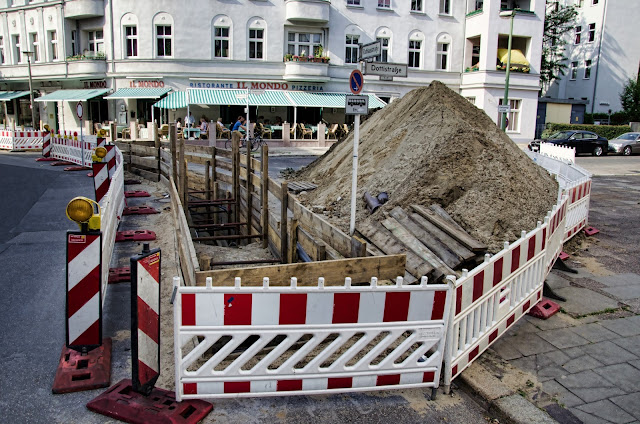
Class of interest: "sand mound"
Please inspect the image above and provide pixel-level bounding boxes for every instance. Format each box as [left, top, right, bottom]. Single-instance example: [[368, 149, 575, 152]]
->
[[295, 81, 558, 252]]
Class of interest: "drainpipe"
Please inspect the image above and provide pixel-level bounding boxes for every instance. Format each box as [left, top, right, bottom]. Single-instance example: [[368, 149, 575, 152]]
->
[[590, 0, 607, 113]]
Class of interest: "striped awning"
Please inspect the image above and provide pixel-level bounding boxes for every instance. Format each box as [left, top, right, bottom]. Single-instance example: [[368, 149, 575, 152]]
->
[[188, 88, 294, 106], [105, 87, 171, 100], [286, 91, 387, 109], [153, 91, 188, 109], [0, 91, 30, 101], [35, 89, 110, 102]]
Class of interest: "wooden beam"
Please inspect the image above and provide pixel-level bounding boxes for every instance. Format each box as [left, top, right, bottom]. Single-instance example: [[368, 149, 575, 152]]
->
[[170, 125, 177, 180], [350, 235, 367, 258], [261, 144, 269, 248], [280, 182, 288, 263], [195, 254, 407, 286], [410, 212, 475, 262], [411, 204, 487, 252], [246, 145, 252, 239], [292, 201, 351, 257]]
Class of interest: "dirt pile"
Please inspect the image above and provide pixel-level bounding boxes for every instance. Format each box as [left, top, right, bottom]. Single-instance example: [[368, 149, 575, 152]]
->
[[295, 81, 558, 252]]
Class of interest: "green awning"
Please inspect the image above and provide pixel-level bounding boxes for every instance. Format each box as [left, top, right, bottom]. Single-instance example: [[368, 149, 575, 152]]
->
[[188, 88, 294, 106], [105, 87, 171, 100], [286, 92, 387, 109], [35, 89, 110, 102], [0, 91, 30, 101], [153, 91, 187, 109]]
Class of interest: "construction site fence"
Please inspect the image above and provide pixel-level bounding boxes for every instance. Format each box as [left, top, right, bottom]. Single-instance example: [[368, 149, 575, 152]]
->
[[50, 133, 100, 167], [0, 130, 49, 151], [539, 142, 576, 164], [173, 275, 452, 401]]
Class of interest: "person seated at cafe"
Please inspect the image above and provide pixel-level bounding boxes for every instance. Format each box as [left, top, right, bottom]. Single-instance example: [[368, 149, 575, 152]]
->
[[176, 117, 182, 129], [185, 112, 195, 128], [199, 117, 208, 132], [275, 116, 283, 125], [232, 116, 246, 132]]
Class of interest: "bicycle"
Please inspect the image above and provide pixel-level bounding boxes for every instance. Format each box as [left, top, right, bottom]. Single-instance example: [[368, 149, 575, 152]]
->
[[225, 132, 266, 152]]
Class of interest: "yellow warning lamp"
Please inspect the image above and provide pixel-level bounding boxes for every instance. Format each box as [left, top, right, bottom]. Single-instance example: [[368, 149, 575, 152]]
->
[[66, 197, 101, 231], [92, 146, 107, 162]]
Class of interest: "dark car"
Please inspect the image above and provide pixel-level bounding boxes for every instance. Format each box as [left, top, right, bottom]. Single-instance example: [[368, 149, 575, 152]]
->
[[528, 130, 609, 156]]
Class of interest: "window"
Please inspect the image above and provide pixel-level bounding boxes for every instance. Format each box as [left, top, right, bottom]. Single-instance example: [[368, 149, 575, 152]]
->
[[574, 26, 581, 44], [249, 28, 264, 59], [411, 0, 422, 12], [570, 61, 578, 79], [124, 25, 137, 57], [88, 30, 104, 55], [471, 44, 480, 67], [588, 23, 595, 42], [376, 37, 389, 62], [156, 25, 172, 57], [13, 34, 20, 64], [440, 0, 451, 14], [408, 39, 421, 68], [288, 32, 322, 57], [71, 30, 77, 55], [345, 34, 359, 63], [499, 98, 521, 132], [592, 0, 598, 4], [436, 42, 449, 70], [214, 26, 230, 58], [378, 0, 391, 9], [48, 30, 58, 61], [584, 59, 592, 79], [29, 32, 39, 62], [0, 37, 4, 64], [347, 0, 361, 4]]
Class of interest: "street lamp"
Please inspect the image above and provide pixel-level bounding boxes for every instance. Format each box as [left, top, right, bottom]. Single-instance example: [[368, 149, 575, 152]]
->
[[23, 50, 36, 130], [499, 10, 516, 132]]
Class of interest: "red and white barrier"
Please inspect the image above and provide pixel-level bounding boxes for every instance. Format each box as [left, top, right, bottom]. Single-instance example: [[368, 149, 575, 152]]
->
[[92, 162, 110, 204], [66, 232, 102, 350], [0, 130, 48, 151], [105, 144, 117, 179], [42, 132, 52, 157], [50, 133, 99, 166], [563, 177, 591, 242], [540, 142, 575, 164], [174, 276, 451, 400]]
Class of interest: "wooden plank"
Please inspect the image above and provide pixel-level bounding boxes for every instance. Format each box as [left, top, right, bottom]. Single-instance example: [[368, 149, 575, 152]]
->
[[381, 217, 455, 281], [410, 212, 475, 262], [130, 155, 159, 170], [350, 235, 367, 258], [389, 207, 462, 269], [130, 144, 158, 156], [169, 176, 200, 286], [195, 254, 407, 286], [184, 144, 214, 155], [280, 182, 288, 263], [297, 226, 328, 262], [411, 204, 487, 252], [292, 201, 351, 258], [357, 219, 433, 279], [159, 148, 171, 162], [131, 167, 159, 182], [429, 204, 470, 234], [268, 178, 282, 201], [261, 144, 269, 248]]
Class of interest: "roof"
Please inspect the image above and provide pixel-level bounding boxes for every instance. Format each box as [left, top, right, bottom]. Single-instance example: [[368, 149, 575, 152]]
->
[[153, 91, 188, 109], [105, 87, 171, 100], [286, 91, 387, 109], [35, 89, 110, 102], [0, 91, 30, 101]]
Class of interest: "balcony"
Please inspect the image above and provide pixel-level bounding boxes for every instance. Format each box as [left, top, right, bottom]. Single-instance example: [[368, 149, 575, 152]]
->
[[285, 0, 330, 23], [67, 55, 107, 77], [64, 0, 104, 19], [283, 58, 329, 82]]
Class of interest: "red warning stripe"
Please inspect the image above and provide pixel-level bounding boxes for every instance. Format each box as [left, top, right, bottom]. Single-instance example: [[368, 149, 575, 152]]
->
[[138, 360, 158, 385], [332, 293, 360, 323], [279, 293, 307, 325], [71, 320, 100, 346], [383, 292, 410, 322], [67, 266, 100, 317], [137, 298, 160, 344]]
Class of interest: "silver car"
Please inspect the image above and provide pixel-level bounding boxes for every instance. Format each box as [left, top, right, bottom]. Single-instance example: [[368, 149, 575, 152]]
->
[[608, 132, 640, 155]]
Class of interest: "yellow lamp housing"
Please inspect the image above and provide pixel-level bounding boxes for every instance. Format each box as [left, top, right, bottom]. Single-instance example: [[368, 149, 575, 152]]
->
[[92, 146, 107, 162], [66, 197, 101, 231]]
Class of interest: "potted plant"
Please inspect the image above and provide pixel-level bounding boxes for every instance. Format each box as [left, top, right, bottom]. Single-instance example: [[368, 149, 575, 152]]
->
[[299, 50, 307, 62], [284, 53, 293, 62]]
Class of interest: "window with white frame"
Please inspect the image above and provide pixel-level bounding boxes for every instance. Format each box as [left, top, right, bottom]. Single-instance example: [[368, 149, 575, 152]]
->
[[588, 23, 595, 42], [13, 34, 21, 64], [499, 98, 521, 132], [71, 30, 77, 55], [574, 26, 581, 44], [124, 25, 138, 57], [288, 32, 322, 57], [436, 41, 449, 70], [440, 0, 451, 14], [156, 25, 172, 57], [376, 36, 389, 62], [48, 30, 58, 61], [411, 0, 422, 12], [408, 35, 422, 68], [570, 61, 578, 79], [249, 28, 264, 59], [378, 0, 391, 9], [88, 30, 104, 55], [29, 32, 40, 62], [347, 0, 361, 5], [0, 37, 4, 64], [214, 26, 230, 58], [345, 34, 359, 63], [584, 59, 592, 79]]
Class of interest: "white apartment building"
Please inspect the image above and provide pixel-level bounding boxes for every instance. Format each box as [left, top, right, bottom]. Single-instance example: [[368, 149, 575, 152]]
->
[[0, 0, 544, 142], [544, 0, 640, 114]]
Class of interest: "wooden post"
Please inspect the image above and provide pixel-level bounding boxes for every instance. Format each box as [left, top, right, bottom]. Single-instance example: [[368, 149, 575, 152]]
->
[[109, 122, 116, 143], [232, 135, 240, 225], [205, 160, 211, 224], [183, 159, 189, 212], [211, 146, 217, 190], [280, 182, 288, 263], [213, 181, 219, 225], [289, 218, 298, 264], [153, 122, 160, 149], [170, 124, 177, 180], [179, 138, 186, 204], [226, 190, 232, 238], [261, 144, 269, 248], [246, 146, 252, 237], [317, 241, 327, 261], [350, 235, 367, 258]]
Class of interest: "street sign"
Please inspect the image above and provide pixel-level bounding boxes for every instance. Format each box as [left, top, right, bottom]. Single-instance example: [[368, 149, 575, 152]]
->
[[363, 62, 408, 78], [345, 95, 368, 115], [498, 105, 511, 113], [360, 40, 382, 61], [76, 102, 83, 120], [349, 70, 364, 95]]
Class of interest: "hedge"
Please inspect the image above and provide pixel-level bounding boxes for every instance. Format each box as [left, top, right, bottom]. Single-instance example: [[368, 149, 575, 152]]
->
[[541, 123, 631, 140]]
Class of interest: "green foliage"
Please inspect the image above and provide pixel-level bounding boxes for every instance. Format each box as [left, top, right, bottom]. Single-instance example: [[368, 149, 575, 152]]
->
[[541, 123, 631, 140], [584, 111, 632, 126], [620, 76, 640, 121], [541, 5, 578, 87]]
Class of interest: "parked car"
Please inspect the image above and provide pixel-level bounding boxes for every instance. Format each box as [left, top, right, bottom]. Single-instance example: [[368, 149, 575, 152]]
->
[[528, 130, 609, 156], [607, 132, 640, 155]]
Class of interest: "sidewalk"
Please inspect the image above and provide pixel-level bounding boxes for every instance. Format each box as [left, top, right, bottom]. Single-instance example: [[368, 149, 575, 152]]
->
[[268, 146, 330, 157]]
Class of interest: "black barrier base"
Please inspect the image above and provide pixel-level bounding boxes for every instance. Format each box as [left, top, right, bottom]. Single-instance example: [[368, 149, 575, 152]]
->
[[87, 379, 213, 424]]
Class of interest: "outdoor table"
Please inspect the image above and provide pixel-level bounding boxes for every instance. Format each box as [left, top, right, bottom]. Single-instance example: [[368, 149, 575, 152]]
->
[[183, 128, 201, 139], [270, 125, 283, 138]]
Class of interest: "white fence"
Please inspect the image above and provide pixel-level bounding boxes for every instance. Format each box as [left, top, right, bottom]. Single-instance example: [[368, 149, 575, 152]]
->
[[539, 142, 575, 164], [0, 130, 49, 151], [174, 276, 452, 400], [50, 134, 101, 167]]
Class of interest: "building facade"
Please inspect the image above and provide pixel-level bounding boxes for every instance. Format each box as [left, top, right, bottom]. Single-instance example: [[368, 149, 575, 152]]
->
[[543, 0, 640, 115], [0, 0, 544, 142]]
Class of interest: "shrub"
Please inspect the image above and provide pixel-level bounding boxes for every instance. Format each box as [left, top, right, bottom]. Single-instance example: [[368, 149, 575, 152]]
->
[[541, 123, 631, 140]]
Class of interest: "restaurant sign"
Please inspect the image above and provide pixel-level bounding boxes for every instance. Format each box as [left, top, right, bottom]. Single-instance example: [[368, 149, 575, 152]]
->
[[84, 80, 107, 89], [129, 80, 166, 88], [188, 81, 325, 92]]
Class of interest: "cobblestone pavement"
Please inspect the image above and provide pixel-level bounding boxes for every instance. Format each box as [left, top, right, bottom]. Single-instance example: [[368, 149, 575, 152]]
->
[[490, 175, 640, 424]]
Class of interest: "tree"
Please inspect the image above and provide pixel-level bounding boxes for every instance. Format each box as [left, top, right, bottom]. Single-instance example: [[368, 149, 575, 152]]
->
[[541, 3, 578, 89], [620, 76, 640, 121]]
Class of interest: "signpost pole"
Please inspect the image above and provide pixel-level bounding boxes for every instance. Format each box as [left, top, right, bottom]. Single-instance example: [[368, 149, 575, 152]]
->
[[77, 101, 84, 167], [349, 114, 360, 236]]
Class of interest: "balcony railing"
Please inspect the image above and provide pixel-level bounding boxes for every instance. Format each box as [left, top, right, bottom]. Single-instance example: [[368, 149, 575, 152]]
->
[[66, 52, 106, 61]]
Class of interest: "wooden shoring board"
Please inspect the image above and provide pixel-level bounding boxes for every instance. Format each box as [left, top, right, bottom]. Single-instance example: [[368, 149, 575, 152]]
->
[[357, 218, 434, 280], [411, 204, 487, 252], [292, 201, 351, 258], [409, 212, 475, 262], [389, 207, 462, 269], [297, 226, 327, 262], [195, 254, 406, 286], [381, 216, 455, 282], [130, 144, 158, 156], [288, 181, 318, 194]]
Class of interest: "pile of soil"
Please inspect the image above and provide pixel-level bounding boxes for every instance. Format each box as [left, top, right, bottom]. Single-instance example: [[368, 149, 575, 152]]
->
[[295, 81, 558, 252]]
